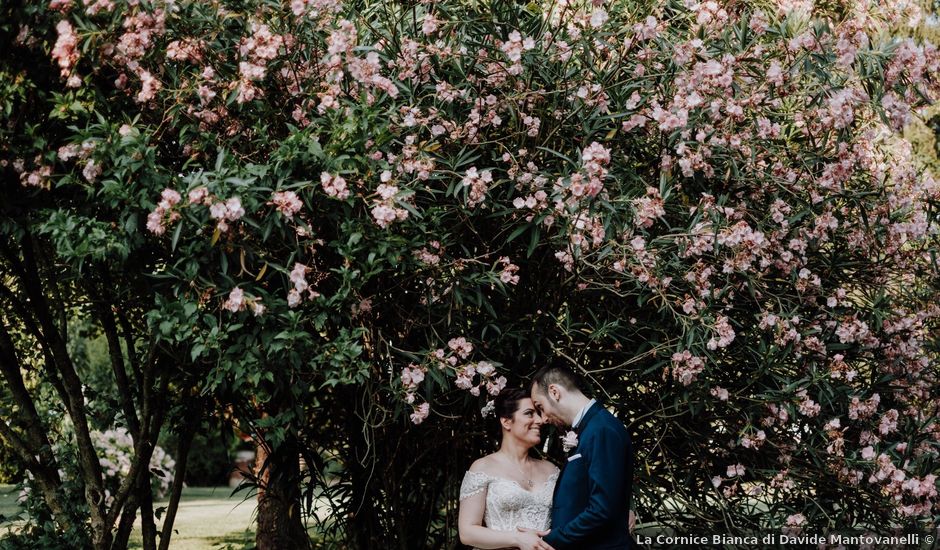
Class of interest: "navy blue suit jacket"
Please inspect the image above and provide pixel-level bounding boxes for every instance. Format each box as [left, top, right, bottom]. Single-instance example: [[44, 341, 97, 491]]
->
[[545, 402, 635, 549]]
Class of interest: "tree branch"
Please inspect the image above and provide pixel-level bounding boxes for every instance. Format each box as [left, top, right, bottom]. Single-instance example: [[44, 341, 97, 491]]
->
[[18, 233, 112, 547], [90, 282, 141, 439]]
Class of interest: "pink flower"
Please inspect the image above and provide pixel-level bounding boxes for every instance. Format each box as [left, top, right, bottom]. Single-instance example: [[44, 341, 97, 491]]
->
[[401, 364, 426, 389], [224, 197, 245, 221], [421, 14, 438, 35], [223, 287, 245, 312], [726, 464, 745, 477], [289, 263, 309, 292], [188, 186, 209, 204], [209, 202, 227, 219], [146, 211, 165, 235], [52, 20, 80, 85], [707, 315, 735, 350], [82, 159, 102, 183], [371, 204, 399, 228], [136, 70, 162, 103], [561, 431, 579, 452], [486, 375, 507, 396], [590, 8, 608, 28], [461, 167, 493, 208], [670, 350, 705, 386], [878, 409, 899, 435], [410, 402, 430, 425], [796, 390, 820, 417], [321, 172, 349, 199], [448, 337, 473, 358], [160, 188, 181, 207], [287, 289, 301, 308], [632, 187, 665, 228], [710, 386, 729, 401], [475, 361, 495, 377], [271, 190, 303, 218], [455, 373, 473, 390], [497, 257, 520, 285]]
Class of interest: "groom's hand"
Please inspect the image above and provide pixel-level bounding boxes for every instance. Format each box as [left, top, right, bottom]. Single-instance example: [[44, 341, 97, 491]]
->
[[515, 527, 555, 550]]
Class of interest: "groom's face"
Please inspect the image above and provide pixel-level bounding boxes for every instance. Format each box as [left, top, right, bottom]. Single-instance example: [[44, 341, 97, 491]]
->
[[530, 383, 565, 428]]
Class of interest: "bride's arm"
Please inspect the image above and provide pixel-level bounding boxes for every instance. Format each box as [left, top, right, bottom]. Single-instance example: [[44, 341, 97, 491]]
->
[[457, 490, 526, 549]]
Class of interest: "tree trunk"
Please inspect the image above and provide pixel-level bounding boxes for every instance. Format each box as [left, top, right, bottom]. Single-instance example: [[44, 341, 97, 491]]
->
[[157, 421, 196, 550], [255, 435, 308, 550]]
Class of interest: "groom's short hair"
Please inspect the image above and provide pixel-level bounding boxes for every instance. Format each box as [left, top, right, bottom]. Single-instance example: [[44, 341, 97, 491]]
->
[[531, 358, 588, 396]]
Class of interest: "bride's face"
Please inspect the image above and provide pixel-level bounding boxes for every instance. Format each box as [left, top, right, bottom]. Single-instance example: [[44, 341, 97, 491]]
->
[[503, 398, 544, 446]]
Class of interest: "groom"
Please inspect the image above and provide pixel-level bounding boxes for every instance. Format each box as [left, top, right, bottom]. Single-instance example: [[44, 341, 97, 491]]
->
[[524, 360, 635, 549]]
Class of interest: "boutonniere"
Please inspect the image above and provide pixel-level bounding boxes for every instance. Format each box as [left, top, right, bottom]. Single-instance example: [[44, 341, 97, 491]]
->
[[561, 430, 579, 453]]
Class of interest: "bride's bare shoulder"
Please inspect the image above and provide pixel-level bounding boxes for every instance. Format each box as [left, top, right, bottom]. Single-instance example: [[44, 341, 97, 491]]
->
[[470, 454, 495, 474], [536, 458, 560, 475]]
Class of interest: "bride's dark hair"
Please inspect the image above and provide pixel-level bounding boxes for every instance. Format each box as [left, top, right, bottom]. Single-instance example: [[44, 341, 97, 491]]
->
[[487, 387, 530, 446]]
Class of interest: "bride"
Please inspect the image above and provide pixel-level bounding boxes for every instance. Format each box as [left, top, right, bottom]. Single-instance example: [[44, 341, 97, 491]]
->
[[458, 387, 559, 550]]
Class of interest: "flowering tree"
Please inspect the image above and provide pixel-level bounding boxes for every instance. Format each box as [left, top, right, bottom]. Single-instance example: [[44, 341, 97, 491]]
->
[[2, 0, 939, 547]]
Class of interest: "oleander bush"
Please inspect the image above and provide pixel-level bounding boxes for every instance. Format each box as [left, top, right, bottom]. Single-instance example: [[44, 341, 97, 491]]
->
[[2, 0, 939, 547]]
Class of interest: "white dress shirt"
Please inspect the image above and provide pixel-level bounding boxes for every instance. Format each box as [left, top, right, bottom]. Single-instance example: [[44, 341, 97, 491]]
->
[[571, 398, 597, 430]]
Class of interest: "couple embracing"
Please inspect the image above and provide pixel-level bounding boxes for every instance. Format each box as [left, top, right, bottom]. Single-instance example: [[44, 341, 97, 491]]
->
[[458, 361, 635, 550]]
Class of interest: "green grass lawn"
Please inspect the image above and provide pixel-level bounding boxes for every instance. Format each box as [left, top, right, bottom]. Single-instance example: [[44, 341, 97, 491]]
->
[[1, 485, 257, 549], [0, 484, 22, 524], [130, 487, 257, 550], [2, 485, 332, 549]]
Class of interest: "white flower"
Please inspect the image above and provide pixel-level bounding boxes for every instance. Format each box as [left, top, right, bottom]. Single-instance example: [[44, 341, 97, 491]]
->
[[561, 430, 579, 452]]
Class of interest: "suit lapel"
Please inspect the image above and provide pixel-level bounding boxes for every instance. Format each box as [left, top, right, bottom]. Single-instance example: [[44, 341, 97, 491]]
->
[[552, 402, 602, 502], [576, 401, 602, 436]]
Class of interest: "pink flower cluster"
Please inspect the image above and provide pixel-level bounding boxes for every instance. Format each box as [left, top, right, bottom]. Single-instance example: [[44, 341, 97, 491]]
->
[[739, 429, 766, 449], [320, 172, 350, 200], [208, 196, 246, 233], [52, 20, 81, 88], [111, 8, 167, 104], [290, 0, 343, 21], [414, 241, 442, 265], [410, 402, 430, 425], [287, 263, 319, 307], [497, 257, 520, 285], [58, 140, 102, 182], [236, 23, 284, 103], [371, 183, 409, 228], [222, 287, 265, 316], [498, 30, 535, 76], [706, 315, 735, 350], [454, 361, 507, 397], [577, 142, 610, 199], [632, 187, 665, 228], [401, 363, 427, 404], [166, 39, 204, 64], [16, 160, 52, 189], [848, 393, 880, 421], [146, 188, 182, 235], [670, 350, 705, 386], [795, 389, 820, 417], [83, 0, 114, 16], [461, 167, 493, 208], [346, 51, 400, 101], [270, 190, 303, 219]]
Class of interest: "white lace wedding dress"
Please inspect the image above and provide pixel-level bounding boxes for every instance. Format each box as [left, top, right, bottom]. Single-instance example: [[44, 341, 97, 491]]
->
[[459, 468, 560, 548]]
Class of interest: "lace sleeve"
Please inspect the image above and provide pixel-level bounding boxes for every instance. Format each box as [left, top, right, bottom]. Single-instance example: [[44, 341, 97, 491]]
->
[[459, 470, 490, 501]]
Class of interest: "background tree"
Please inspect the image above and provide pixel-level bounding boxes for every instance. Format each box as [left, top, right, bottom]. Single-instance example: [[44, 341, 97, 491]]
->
[[0, 5, 209, 549]]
